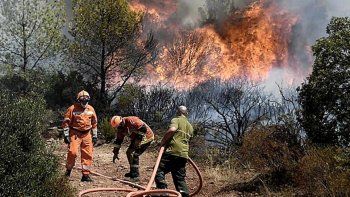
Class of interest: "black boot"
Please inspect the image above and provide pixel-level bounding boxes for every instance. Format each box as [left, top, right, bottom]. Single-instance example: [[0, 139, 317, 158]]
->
[[65, 169, 72, 177], [81, 174, 93, 182], [124, 172, 131, 177], [129, 176, 140, 183]]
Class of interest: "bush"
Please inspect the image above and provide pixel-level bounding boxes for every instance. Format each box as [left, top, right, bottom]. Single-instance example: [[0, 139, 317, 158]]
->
[[0, 91, 74, 196], [296, 147, 350, 196], [99, 117, 116, 143], [239, 125, 304, 186], [204, 148, 242, 183], [44, 71, 99, 110], [117, 84, 178, 125], [0, 70, 50, 98]]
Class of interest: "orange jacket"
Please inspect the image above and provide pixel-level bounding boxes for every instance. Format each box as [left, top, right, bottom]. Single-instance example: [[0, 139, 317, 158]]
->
[[116, 116, 154, 145], [62, 104, 97, 132]]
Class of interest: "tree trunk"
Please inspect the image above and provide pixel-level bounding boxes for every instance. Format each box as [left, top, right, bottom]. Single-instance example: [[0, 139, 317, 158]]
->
[[21, 5, 27, 72], [100, 41, 107, 107]]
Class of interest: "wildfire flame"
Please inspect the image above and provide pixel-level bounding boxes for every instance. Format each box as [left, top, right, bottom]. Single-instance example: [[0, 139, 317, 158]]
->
[[129, 0, 304, 89]]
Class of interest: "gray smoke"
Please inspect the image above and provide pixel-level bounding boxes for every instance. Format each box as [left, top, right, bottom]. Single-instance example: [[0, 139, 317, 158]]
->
[[278, 0, 350, 47], [62, 0, 74, 41], [269, 0, 350, 90]]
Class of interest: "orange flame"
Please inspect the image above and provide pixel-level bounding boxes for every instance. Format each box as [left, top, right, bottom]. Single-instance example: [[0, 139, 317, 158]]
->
[[129, 0, 301, 89]]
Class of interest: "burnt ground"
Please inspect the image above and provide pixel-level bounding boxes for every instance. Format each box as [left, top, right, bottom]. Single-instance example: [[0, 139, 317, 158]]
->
[[54, 141, 241, 197]]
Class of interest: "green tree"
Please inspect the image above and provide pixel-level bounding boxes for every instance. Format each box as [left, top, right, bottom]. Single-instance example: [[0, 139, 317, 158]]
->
[[0, 0, 65, 71], [67, 0, 157, 109], [298, 17, 350, 146]]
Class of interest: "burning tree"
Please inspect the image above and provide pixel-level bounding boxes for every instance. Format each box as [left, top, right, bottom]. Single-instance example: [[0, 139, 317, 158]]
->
[[155, 29, 216, 88], [67, 0, 157, 110], [132, 0, 302, 89]]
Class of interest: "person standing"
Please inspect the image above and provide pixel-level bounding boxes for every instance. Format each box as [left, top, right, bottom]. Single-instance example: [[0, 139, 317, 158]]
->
[[62, 90, 98, 182], [110, 115, 154, 182], [155, 106, 194, 197]]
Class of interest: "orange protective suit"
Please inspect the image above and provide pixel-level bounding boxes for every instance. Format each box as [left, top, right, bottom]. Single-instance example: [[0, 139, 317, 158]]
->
[[116, 116, 154, 145], [114, 116, 154, 179], [62, 103, 97, 175]]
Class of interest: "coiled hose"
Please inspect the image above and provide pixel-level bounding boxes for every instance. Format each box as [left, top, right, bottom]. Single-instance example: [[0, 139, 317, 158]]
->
[[77, 147, 203, 197]]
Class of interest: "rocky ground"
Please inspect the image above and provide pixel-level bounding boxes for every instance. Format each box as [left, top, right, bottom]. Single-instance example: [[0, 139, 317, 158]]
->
[[54, 140, 241, 197]]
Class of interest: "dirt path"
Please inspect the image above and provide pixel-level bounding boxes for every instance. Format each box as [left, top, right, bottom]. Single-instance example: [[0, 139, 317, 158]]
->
[[55, 141, 239, 197]]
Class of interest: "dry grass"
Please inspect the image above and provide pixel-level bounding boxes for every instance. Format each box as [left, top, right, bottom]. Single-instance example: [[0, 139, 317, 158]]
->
[[296, 147, 350, 196], [203, 148, 254, 184]]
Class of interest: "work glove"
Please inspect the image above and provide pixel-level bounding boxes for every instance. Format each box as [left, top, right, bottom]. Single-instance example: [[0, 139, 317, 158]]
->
[[92, 128, 98, 145], [112, 146, 120, 163], [63, 127, 70, 144]]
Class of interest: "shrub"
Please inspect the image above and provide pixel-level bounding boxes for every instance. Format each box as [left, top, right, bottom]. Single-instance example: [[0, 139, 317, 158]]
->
[[99, 117, 116, 143], [239, 125, 304, 186], [44, 71, 99, 111], [296, 147, 350, 196], [204, 148, 241, 183], [0, 91, 74, 196], [0, 70, 50, 97], [116, 84, 178, 125]]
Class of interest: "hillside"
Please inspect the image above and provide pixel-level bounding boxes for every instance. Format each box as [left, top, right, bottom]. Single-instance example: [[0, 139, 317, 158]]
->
[[54, 141, 243, 197]]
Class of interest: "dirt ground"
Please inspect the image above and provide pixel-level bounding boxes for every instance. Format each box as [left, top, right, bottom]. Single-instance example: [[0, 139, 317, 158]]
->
[[54, 141, 240, 197]]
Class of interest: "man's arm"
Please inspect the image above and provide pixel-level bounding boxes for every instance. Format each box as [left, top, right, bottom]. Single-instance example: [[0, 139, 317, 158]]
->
[[159, 126, 177, 147], [62, 106, 73, 144], [112, 128, 126, 163], [62, 106, 73, 129]]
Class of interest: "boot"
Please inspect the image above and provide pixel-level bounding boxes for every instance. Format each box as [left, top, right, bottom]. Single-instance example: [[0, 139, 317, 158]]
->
[[127, 176, 140, 183], [124, 172, 131, 177], [65, 169, 72, 177], [81, 174, 93, 182]]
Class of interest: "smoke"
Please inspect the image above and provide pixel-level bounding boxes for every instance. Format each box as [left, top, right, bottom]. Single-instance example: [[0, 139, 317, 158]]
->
[[62, 0, 74, 41], [278, 0, 350, 45], [176, 0, 251, 25], [265, 0, 350, 91]]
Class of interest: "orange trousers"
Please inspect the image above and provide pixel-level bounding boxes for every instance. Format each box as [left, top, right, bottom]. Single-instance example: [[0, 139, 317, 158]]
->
[[66, 130, 93, 175]]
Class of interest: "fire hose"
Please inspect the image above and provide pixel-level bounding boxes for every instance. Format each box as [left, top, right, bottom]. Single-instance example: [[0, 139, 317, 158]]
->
[[77, 147, 203, 197]]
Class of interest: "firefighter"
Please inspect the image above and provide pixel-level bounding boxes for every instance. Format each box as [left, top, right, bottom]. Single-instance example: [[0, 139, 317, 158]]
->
[[62, 90, 98, 182], [155, 106, 194, 197], [110, 115, 154, 182]]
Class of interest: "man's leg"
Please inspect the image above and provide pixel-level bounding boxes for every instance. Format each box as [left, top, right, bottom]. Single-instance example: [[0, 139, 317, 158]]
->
[[81, 132, 93, 181], [125, 141, 135, 177], [130, 142, 151, 179], [66, 132, 81, 176], [171, 157, 189, 197]]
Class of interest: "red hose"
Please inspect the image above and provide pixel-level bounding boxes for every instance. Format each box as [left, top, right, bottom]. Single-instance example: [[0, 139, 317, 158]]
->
[[77, 146, 203, 196], [62, 164, 145, 190], [127, 189, 181, 197], [188, 158, 203, 196], [145, 147, 165, 191], [78, 188, 134, 196]]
